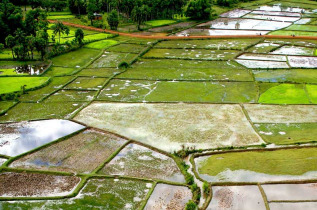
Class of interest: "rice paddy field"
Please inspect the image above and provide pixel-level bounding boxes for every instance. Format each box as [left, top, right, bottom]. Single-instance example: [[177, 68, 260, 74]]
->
[[0, 0, 317, 209]]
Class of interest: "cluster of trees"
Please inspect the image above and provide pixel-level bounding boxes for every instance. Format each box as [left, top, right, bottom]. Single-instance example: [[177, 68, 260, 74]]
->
[[11, 0, 67, 11]]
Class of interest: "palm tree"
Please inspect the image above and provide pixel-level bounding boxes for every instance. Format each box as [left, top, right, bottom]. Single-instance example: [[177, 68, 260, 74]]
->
[[52, 21, 70, 43]]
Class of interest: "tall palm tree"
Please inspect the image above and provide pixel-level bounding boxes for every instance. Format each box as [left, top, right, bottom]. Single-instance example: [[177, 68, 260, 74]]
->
[[52, 21, 69, 43]]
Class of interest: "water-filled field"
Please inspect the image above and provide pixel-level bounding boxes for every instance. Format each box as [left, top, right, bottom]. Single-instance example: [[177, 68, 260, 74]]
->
[[1, 1, 317, 209]]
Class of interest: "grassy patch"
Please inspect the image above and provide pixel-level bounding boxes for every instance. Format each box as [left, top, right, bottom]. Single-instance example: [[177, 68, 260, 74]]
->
[[84, 40, 118, 49], [254, 123, 317, 144], [253, 69, 317, 84], [155, 39, 261, 50], [77, 68, 121, 77], [0, 101, 86, 122], [0, 101, 16, 115], [0, 77, 50, 94], [18, 76, 74, 102], [47, 15, 76, 20], [197, 147, 317, 176], [0, 49, 14, 59], [284, 24, 317, 32], [258, 84, 310, 104], [44, 67, 76, 76], [51, 48, 101, 68], [65, 77, 108, 90], [0, 68, 22, 76], [269, 30, 317, 36], [89, 52, 136, 68], [45, 90, 97, 102], [107, 44, 146, 54], [307, 85, 317, 103], [145, 19, 177, 27], [143, 49, 241, 60], [98, 79, 257, 103]]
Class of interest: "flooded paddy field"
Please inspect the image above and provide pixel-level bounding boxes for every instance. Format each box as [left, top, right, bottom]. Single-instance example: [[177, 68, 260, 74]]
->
[[10, 129, 127, 173], [97, 79, 257, 103], [144, 184, 192, 210], [207, 186, 266, 209], [75, 103, 263, 152], [254, 123, 317, 144], [0, 178, 151, 209], [0, 172, 80, 197], [262, 183, 317, 201], [195, 147, 317, 182], [0, 120, 84, 156], [100, 143, 184, 182], [1, 1, 317, 208]]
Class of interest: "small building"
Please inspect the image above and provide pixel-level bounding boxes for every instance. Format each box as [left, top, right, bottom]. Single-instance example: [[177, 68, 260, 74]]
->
[[93, 13, 102, 20]]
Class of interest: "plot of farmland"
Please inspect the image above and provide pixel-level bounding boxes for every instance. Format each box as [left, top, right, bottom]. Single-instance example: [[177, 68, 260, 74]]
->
[[74, 103, 264, 152]]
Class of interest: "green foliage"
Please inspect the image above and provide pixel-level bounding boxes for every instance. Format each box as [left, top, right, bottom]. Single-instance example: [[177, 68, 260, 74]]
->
[[191, 183, 201, 204], [118, 61, 129, 68], [185, 0, 212, 20], [75, 28, 84, 46], [185, 200, 197, 210], [202, 181, 210, 197], [52, 21, 70, 43], [107, 10, 119, 30], [131, 4, 151, 30], [87, 0, 98, 25]]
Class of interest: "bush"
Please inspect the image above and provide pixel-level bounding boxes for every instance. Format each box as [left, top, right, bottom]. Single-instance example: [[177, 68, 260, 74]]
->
[[191, 183, 201, 203], [118, 61, 129, 68], [185, 200, 197, 210], [202, 181, 210, 197]]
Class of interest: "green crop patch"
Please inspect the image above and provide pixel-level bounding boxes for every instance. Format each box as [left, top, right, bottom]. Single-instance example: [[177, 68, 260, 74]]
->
[[18, 76, 75, 102], [143, 49, 241, 60], [99, 143, 185, 182], [107, 43, 146, 53], [89, 52, 136, 68], [0, 101, 16, 115], [254, 123, 317, 144], [258, 84, 311, 104], [145, 19, 176, 27], [0, 77, 50, 95], [44, 67, 76, 76], [45, 90, 97, 102], [195, 147, 317, 182], [11, 129, 127, 173], [84, 39, 118, 49], [0, 101, 86, 122], [65, 77, 108, 90], [253, 69, 317, 84], [51, 48, 100, 68], [307, 85, 317, 103], [119, 63, 253, 81], [269, 30, 317, 36], [0, 68, 24, 76], [155, 39, 261, 50], [47, 15, 76, 20], [247, 42, 280, 54], [1, 178, 151, 209], [285, 24, 317, 32], [98, 79, 257, 103], [77, 68, 121, 77]]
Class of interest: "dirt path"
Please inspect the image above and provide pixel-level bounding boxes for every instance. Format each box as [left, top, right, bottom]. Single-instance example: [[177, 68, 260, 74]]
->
[[48, 20, 317, 40]]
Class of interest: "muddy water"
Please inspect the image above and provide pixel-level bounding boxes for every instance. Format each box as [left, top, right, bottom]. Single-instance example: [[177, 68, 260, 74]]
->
[[0, 120, 85, 156], [262, 183, 317, 201], [207, 186, 266, 210], [270, 202, 317, 210], [144, 184, 192, 210]]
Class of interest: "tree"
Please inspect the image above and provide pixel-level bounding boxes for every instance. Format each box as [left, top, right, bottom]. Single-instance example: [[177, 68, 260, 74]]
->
[[87, 0, 98, 25], [5, 35, 16, 59], [131, 4, 150, 30], [24, 8, 42, 36], [185, 0, 212, 20], [107, 9, 119, 30], [75, 28, 84, 46], [34, 37, 46, 60], [52, 21, 70, 43]]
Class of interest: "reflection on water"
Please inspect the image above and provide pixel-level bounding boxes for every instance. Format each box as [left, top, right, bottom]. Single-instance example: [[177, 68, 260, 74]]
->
[[15, 64, 48, 75], [0, 119, 85, 156]]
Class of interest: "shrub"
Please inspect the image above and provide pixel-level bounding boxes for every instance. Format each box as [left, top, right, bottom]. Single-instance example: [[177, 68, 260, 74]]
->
[[118, 61, 129, 68], [202, 181, 210, 197], [185, 200, 197, 210]]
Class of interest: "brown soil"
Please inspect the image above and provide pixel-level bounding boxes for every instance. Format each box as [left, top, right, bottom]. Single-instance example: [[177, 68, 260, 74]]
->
[[0, 172, 80, 197], [215, 188, 233, 209]]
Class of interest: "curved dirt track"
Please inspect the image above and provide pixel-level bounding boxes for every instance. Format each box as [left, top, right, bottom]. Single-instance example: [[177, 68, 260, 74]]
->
[[49, 20, 317, 40]]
